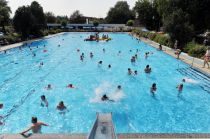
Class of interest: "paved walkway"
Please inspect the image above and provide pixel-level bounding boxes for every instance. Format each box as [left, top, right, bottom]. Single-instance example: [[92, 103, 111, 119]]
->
[[131, 33, 210, 76], [0, 33, 65, 52]]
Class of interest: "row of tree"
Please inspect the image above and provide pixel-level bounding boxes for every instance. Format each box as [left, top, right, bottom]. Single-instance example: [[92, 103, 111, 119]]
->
[[1, 0, 210, 46]]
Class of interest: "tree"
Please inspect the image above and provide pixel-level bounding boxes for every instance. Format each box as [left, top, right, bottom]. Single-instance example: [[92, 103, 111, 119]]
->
[[164, 9, 194, 49], [13, 6, 34, 39], [30, 1, 46, 35], [56, 16, 68, 24], [93, 20, 99, 30], [106, 1, 134, 24], [45, 12, 56, 23], [134, 0, 160, 30], [126, 20, 134, 26], [61, 20, 67, 29], [0, 0, 11, 33], [69, 10, 85, 23]]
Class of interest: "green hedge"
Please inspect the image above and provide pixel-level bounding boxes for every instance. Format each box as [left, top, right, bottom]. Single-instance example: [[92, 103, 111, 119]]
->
[[132, 29, 207, 58], [184, 42, 206, 58], [132, 29, 171, 47]]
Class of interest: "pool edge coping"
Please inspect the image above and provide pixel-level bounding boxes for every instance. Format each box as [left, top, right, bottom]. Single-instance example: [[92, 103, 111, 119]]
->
[[130, 33, 210, 77], [2, 133, 210, 139]]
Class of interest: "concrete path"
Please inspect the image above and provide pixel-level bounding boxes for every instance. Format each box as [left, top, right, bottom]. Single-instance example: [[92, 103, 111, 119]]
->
[[0, 33, 65, 52], [134, 35, 210, 76]]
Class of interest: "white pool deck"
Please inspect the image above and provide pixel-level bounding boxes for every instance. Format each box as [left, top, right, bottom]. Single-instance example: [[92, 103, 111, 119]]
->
[[1, 32, 210, 138], [134, 35, 210, 77]]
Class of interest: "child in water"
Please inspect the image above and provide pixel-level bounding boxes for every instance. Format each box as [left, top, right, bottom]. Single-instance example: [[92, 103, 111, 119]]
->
[[150, 83, 157, 95], [40, 95, 48, 107]]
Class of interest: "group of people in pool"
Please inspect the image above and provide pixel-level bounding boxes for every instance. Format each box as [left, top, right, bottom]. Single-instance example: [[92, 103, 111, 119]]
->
[[1, 35, 198, 135]]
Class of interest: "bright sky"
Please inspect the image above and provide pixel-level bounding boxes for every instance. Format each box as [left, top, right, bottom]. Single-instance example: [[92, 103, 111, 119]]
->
[[8, 0, 136, 18]]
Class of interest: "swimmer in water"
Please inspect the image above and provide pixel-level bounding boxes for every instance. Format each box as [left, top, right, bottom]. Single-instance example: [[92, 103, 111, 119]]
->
[[177, 83, 183, 93], [77, 49, 80, 52], [134, 70, 138, 75], [20, 117, 48, 135], [144, 65, 152, 73], [135, 54, 138, 59], [145, 52, 149, 59], [40, 95, 48, 107], [131, 56, 136, 63], [103, 48, 105, 53], [117, 85, 121, 90], [128, 68, 132, 75], [0, 103, 3, 125], [39, 62, 44, 68], [90, 52, 93, 58], [56, 101, 67, 111], [98, 61, 103, 66], [150, 83, 157, 94], [67, 84, 76, 89], [80, 55, 84, 61], [108, 64, 111, 68], [101, 94, 109, 101], [45, 84, 52, 90]]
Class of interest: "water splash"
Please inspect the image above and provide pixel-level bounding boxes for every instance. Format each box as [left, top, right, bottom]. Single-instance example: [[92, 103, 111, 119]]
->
[[90, 82, 125, 103]]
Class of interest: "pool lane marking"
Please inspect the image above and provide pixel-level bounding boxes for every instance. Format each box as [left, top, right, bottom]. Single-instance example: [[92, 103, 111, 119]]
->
[[1, 51, 71, 123]]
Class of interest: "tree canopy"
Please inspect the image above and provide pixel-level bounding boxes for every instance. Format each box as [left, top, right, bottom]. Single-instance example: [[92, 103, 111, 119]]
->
[[134, 0, 160, 30], [13, 1, 46, 39], [106, 1, 134, 24], [45, 12, 57, 23], [0, 0, 11, 33], [13, 6, 34, 39], [69, 10, 85, 24]]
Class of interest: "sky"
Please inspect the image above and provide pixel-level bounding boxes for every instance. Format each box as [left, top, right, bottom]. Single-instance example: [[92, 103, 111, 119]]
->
[[8, 0, 136, 18]]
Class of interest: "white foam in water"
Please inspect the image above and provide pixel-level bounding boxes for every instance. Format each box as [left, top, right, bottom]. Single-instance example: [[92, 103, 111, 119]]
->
[[183, 77, 199, 84], [90, 82, 125, 103]]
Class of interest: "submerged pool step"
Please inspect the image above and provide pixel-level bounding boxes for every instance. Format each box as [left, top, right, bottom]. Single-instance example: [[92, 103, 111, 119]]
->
[[177, 68, 210, 94]]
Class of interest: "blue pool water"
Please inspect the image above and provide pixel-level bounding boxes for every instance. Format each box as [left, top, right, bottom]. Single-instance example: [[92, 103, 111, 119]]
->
[[0, 33, 210, 133]]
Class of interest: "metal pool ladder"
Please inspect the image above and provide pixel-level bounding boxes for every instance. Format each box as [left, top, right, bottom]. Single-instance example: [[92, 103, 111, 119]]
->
[[87, 113, 117, 139]]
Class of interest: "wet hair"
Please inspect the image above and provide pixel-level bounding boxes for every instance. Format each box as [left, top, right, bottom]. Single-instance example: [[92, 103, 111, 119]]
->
[[117, 85, 121, 89], [59, 101, 64, 105], [31, 117, 37, 124], [128, 68, 131, 70], [152, 83, 156, 88], [41, 95, 45, 100], [99, 61, 102, 64], [0, 103, 3, 108], [146, 65, 149, 68], [108, 64, 111, 68]]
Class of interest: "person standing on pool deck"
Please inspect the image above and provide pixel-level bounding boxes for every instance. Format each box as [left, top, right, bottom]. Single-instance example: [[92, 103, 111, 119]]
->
[[203, 47, 210, 69], [20, 117, 48, 135]]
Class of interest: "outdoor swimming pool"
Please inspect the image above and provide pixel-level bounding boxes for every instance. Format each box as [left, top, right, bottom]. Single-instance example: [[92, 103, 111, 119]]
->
[[0, 32, 210, 133]]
